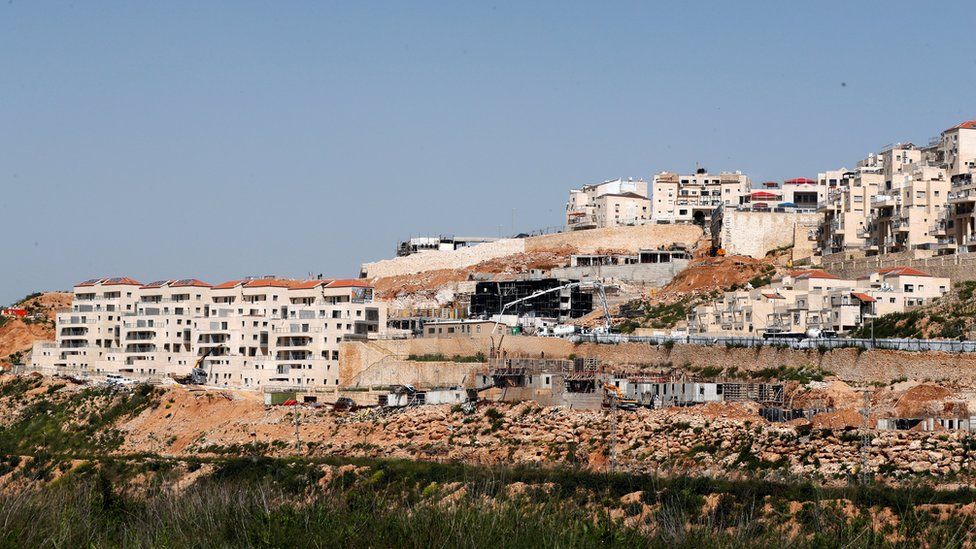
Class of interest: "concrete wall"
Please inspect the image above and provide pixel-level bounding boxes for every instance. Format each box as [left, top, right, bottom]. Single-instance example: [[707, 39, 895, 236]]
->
[[339, 339, 487, 388], [821, 252, 976, 282], [341, 335, 976, 387], [719, 210, 820, 259], [550, 259, 689, 285]]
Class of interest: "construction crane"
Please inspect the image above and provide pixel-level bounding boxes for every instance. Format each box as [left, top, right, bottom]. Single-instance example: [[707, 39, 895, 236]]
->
[[488, 281, 614, 356]]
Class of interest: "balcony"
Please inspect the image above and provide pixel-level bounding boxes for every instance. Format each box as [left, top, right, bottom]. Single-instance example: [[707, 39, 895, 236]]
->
[[949, 190, 976, 204], [870, 195, 897, 207], [57, 315, 96, 325], [273, 325, 323, 334]]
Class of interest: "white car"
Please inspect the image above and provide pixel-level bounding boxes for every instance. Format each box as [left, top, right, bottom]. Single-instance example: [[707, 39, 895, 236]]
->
[[105, 374, 136, 385]]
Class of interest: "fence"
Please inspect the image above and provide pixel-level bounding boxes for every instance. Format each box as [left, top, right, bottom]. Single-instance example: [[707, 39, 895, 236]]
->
[[570, 333, 976, 353]]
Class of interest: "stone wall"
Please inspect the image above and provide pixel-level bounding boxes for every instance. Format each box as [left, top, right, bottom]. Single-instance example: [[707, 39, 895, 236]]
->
[[361, 238, 525, 278], [341, 335, 976, 386], [524, 224, 702, 254], [821, 251, 976, 282], [362, 224, 703, 279], [719, 210, 820, 259], [550, 259, 689, 285]]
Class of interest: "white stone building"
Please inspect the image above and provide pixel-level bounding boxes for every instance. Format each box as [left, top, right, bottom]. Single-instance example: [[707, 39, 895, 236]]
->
[[30, 276, 387, 389], [687, 267, 949, 336], [650, 169, 750, 224], [565, 178, 649, 230]]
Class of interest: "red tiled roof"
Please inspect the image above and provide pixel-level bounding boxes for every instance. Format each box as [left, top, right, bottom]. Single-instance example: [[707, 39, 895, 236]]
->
[[761, 292, 785, 300], [947, 120, 976, 132], [751, 191, 779, 198], [326, 279, 372, 289], [100, 277, 142, 286], [140, 280, 169, 289], [851, 292, 876, 303], [212, 279, 245, 290], [171, 278, 212, 288], [876, 267, 932, 278], [785, 177, 816, 185], [289, 279, 335, 290], [243, 278, 299, 289]]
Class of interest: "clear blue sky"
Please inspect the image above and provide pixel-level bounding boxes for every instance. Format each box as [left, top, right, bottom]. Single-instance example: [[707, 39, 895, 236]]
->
[[2, 1, 975, 304]]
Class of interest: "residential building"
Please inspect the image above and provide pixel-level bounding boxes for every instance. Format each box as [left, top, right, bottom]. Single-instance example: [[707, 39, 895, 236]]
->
[[421, 319, 496, 339], [817, 168, 882, 254], [565, 178, 649, 230], [687, 268, 949, 336], [935, 120, 976, 178], [651, 169, 750, 224], [30, 276, 387, 389], [815, 121, 976, 257], [865, 164, 949, 254]]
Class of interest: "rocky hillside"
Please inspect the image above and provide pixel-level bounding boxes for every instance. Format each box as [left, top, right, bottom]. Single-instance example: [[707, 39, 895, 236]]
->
[[0, 292, 71, 367], [4, 374, 976, 545], [0, 374, 972, 484]]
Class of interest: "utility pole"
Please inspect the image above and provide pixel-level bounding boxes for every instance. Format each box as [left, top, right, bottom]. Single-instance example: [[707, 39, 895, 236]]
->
[[859, 391, 871, 484], [294, 410, 302, 452], [608, 392, 618, 473]]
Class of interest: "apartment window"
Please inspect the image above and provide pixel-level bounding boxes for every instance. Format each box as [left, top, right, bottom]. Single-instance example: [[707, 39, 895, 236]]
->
[[904, 284, 914, 293]]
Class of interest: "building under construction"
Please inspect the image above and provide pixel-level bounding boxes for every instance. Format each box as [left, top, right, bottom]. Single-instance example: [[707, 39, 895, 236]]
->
[[469, 278, 593, 322]]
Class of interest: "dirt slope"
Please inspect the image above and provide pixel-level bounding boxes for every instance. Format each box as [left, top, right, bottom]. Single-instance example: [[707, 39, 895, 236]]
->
[[0, 292, 71, 365]]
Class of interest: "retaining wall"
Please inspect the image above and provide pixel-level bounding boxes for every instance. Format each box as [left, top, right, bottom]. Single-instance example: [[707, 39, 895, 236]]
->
[[341, 335, 976, 387], [720, 210, 820, 259], [550, 259, 689, 285], [821, 252, 976, 282]]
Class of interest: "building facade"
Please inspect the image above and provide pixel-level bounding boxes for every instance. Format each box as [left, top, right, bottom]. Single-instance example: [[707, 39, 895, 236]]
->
[[650, 169, 750, 224], [817, 120, 976, 258], [30, 277, 387, 389], [565, 178, 649, 230], [687, 268, 949, 336]]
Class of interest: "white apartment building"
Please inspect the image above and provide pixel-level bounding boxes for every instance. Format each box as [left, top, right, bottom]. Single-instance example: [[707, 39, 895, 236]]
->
[[865, 164, 949, 254], [566, 178, 649, 230], [651, 169, 750, 224], [817, 167, 883, 254], [31, 276, 387, 389], [687, 267, 949, 336], [813, 120, 976, 258], [937, 120, 976, 178]]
